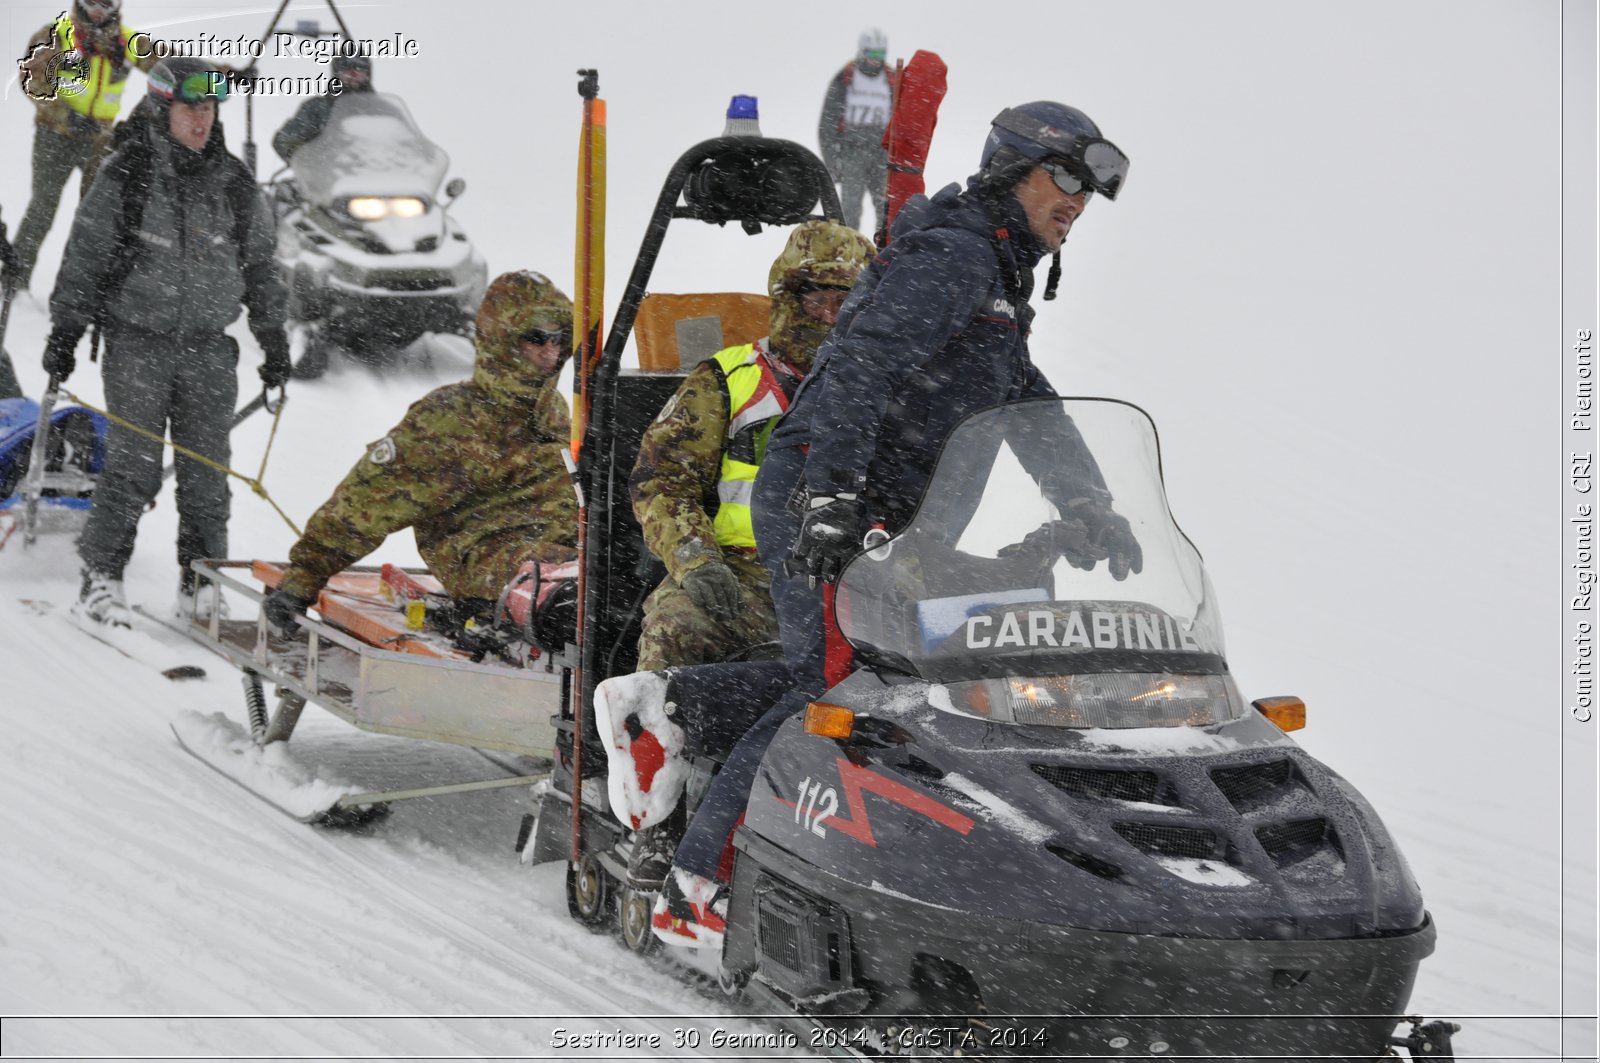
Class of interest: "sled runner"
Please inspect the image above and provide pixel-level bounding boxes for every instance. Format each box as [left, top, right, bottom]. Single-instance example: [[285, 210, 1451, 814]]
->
[[163, 558, 565, 825], [0, 389, 107, 549]]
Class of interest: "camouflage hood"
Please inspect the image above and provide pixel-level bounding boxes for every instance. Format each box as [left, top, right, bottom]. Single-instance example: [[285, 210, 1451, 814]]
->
[[473, 270, 575, 404], [768, 221, 874, 373]]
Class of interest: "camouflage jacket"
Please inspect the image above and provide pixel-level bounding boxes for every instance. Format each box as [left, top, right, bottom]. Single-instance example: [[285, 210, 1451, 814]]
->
[[630, 359, 739, 585], [280, 271, 580, 602]]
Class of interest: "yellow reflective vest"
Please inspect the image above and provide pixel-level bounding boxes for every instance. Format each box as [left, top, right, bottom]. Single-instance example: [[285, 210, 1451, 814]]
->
[[710, 340, 800, 549], [49, 17, 143, 124]]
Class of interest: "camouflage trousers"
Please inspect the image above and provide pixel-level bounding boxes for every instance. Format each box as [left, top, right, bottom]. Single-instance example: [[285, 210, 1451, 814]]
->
[[636, 549, 778, 670]]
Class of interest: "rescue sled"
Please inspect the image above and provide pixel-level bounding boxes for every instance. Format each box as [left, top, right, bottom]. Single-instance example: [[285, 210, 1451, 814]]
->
[[0, 387, 107, 549], [162, 558, 566, 825]]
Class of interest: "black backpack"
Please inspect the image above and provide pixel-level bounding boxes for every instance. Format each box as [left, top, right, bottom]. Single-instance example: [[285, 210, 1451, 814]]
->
[[90, 116, 259, 345]]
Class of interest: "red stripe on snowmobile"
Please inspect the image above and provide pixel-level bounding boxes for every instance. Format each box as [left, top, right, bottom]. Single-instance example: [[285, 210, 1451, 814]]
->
[[715, 811, 745, 883], [822, 582, 854, 687], [777, 757, 975, 847]]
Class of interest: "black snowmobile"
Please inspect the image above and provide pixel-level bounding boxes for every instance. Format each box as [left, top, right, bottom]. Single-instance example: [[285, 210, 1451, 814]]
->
[[518, 122, 1460, 1059], [265, 90, 487, 378]]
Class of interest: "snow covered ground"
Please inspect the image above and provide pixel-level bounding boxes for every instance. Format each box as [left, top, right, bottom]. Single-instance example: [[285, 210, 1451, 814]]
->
[[1, 1, 1590, 1059]]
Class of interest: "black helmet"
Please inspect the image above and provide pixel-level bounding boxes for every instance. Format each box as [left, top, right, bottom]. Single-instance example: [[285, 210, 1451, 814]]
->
[[980, 101, 1128, 200], [146, 57, 227, 108]]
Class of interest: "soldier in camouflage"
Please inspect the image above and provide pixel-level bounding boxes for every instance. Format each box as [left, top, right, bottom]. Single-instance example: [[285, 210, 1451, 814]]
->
[[630, 221, 875, 670], [262, 271, 578, 631]]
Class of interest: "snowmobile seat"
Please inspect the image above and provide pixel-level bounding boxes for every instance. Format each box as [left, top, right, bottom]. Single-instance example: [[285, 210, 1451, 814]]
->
[[633, 292, 771, 371]]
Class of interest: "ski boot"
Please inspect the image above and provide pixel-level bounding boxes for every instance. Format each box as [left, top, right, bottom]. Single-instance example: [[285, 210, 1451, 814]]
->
[[651, 867, 728, 950], [75, 569, 132, 628]]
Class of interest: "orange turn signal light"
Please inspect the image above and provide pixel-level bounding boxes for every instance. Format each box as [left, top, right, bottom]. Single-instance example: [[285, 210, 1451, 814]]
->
[[804, 702, 856, 740], [1253, 695, 1306, 732]]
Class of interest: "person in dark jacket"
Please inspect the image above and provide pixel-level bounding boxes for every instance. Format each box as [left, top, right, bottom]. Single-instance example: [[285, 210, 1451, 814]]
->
[[816, 28, 896, 232], [648, 101, 1143, 948], [42, 56, 290, 628], [271, 54, 372, 163]]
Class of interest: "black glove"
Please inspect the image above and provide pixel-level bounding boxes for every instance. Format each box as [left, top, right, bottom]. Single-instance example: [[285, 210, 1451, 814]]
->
[[999, 518, 1103, 573], [789, 493, 868, 586], [259, 331, 292, 390], [42, 327, 82, 382], [262, 588, 313, 638], [1069, 499, 1143, 581], [681, 560, 743, 627]]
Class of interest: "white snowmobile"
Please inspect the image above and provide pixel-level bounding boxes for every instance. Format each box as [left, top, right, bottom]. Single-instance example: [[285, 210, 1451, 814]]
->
[[267, 91, 487, 379]]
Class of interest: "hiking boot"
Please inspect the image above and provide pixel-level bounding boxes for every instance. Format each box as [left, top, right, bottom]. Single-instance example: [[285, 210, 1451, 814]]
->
[[651, 867, 728, 950], [176, 570, 229, 622], [626, 818, 683, 892], [75, 569, 132, 628]]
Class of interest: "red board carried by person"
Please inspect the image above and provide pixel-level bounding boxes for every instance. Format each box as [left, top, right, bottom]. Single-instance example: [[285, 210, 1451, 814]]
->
[[879, 49, 948, 246]]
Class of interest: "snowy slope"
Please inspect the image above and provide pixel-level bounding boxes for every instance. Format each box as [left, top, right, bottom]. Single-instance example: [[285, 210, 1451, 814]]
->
[[1, 1, 1588, 1059]]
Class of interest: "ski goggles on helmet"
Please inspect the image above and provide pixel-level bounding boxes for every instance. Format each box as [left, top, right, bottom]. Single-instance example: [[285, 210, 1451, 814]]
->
[[860, 48, 887, 62], [1039, 159, 1098, 198], [152, 70, 228, 105], [991, 108, 1128, 200], [520, 325, 571, 348]]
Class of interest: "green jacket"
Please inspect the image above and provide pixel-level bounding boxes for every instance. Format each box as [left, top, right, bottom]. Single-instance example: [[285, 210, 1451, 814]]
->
[[280, 272, 579, 602]]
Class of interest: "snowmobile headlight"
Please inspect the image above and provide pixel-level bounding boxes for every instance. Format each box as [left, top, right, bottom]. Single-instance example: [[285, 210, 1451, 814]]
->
[[346, 196, 389, 221], [388, 196, 426, 218], [950, 673, 1245, 729]]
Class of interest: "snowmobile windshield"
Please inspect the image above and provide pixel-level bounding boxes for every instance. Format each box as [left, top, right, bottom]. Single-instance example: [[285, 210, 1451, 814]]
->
[[291, 92, 450, 206], [835, 398, 1226, 686]]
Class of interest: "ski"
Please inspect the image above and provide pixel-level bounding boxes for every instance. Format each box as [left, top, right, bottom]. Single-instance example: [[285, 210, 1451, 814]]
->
[[22, 599, 208, 681], [880, 49, 948, 244], [169, 714, 387, 828]]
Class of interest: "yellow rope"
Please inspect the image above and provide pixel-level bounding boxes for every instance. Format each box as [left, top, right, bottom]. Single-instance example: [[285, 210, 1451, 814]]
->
[[63, 388, 303, 537]]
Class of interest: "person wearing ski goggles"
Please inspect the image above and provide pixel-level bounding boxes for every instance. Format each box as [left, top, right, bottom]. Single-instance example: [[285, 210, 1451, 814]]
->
[[818, 27, 897, 232], [644, 102, 1140, 952], [43, 56, 291, 629], [12, 0, 161, 291], [262, 271, 580, 641], [272, 54, 375, 164]]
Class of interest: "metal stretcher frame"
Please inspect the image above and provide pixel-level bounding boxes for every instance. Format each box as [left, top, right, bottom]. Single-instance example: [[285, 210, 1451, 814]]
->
[[175, 559, 561, 810]]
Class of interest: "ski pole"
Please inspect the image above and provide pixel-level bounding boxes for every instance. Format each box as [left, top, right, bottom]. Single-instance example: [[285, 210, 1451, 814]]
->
[[19, 374, 60, 547]]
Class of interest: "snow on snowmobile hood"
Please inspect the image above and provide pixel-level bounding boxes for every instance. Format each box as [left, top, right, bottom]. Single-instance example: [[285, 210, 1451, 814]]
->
[[472, 270, 574, 404], [291, 92, 449, 203]]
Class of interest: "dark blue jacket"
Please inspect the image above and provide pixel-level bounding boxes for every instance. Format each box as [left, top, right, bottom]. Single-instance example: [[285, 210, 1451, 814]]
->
[[773, 177, 1100, 526]]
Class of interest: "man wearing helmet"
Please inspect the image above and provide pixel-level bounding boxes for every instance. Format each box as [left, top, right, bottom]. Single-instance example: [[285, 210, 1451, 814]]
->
[[13, 0, 160, 290], [817, 28, 897, 232], [271, 54, 374, 163], [260, 271, 578, 637], [42, 57, 291, 628], [648, 102, 1143, 948], [603, 222, 873, 898]]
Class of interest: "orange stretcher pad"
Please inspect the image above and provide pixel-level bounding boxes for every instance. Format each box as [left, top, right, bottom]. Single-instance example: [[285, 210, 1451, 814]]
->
[[251, 560, 461, 661]]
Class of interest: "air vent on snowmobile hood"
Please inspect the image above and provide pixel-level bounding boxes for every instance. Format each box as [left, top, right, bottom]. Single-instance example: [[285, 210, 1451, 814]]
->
[[473, 270, 574, 402]]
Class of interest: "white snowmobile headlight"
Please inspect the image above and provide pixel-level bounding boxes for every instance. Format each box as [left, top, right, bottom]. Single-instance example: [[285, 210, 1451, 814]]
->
[[387, 197, 426, 218], [346, 197, 388, 221], [951, 673, 1245, 728]]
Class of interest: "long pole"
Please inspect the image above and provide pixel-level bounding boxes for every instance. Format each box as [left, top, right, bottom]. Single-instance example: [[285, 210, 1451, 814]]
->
[[569, 69, 605, 864]]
